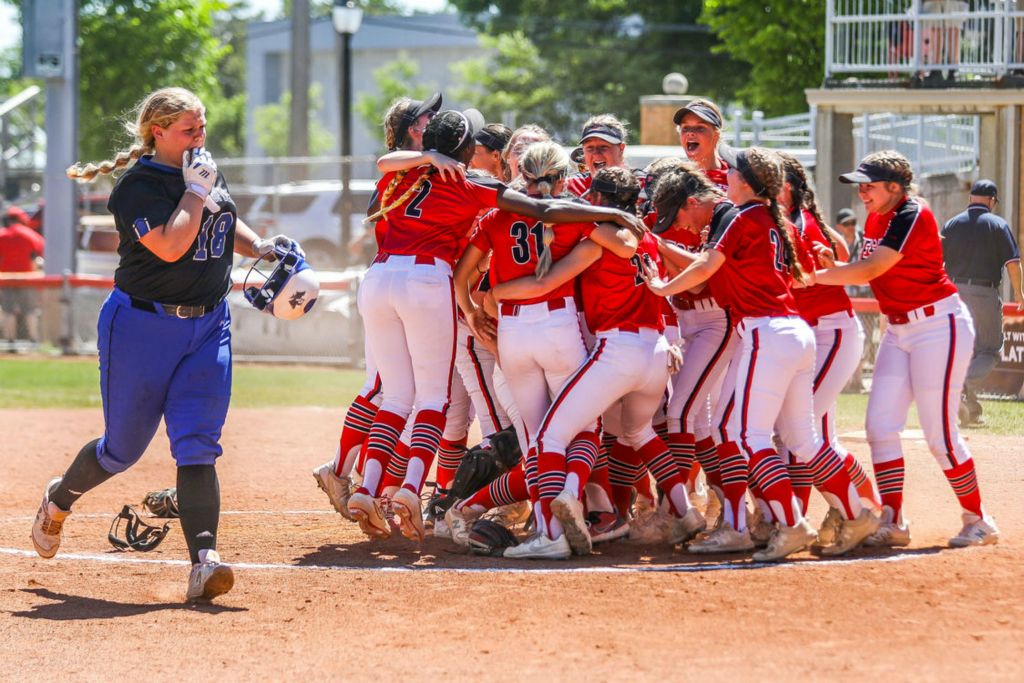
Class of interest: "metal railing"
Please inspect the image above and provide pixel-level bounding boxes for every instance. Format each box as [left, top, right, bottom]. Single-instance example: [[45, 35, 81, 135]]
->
[[826, 0, 1024, 78], [725, 106, 979, 175], [0, 86, 45, 195]]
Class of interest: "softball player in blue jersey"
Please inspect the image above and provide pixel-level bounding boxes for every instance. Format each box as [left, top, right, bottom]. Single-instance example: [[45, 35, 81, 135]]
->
[[30, 87, 298, 601]]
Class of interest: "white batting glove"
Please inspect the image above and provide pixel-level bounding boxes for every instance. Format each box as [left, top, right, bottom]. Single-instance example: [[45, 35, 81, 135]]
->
[[254, 234, 305, 260], [182, 147, 218, 200]]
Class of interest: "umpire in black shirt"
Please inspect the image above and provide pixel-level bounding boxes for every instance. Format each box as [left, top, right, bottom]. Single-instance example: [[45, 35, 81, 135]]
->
[[941, 179, 1024, 425]]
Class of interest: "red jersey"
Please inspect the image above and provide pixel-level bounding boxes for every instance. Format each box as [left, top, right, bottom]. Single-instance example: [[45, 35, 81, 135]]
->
[[705, 162, 729, 192], [658, 224, 716, 308], [579, 230, 665, 334], [790, 208, 852, 325], [707, 201, 798, 319], [471, 208, 589, 306], [861, 197, 957, 316], [0, 222, 45, 272], [376, 167, 503, 265], [566, 173, 592, 200]]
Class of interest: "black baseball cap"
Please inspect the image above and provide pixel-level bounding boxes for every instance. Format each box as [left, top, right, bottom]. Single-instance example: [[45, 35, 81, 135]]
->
[[579, 123, 624, 146], [836, 208, 857, 224], [838, 162, 906, 185], [395, 92, 443, 148], [672, 101, 723, 128], [652, 193, 685, 234], [970, 179, 998, 198], [718, 145, 768, 197]]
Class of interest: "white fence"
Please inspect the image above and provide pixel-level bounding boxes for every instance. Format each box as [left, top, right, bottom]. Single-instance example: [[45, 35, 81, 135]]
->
[[724, 107, 979, 176], [827, 0, 1024, 78]]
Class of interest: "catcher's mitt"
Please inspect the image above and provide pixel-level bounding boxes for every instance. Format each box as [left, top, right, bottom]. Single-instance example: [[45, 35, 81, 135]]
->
[[449, 425, 522, 500], [467, 518, 519, 556], [141, 487, 179, 518]]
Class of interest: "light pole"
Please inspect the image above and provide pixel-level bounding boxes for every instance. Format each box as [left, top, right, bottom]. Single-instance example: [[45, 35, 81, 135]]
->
[[333, 0, 362, 268]]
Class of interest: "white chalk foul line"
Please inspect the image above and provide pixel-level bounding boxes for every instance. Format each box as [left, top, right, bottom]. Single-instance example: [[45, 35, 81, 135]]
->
[[0, 546, 938, 574], [0, 509, 332, 523]]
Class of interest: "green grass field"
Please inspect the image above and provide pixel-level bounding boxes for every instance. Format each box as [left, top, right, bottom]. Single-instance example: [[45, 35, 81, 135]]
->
[[0, 357, 1020, 434]]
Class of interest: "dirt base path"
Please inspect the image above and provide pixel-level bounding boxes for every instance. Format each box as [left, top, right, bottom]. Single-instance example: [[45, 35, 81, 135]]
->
[[0, 408, 1021, 681]]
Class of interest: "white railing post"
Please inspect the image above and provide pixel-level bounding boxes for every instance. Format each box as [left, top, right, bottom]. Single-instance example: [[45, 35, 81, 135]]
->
[[825, 0, 835, 79], [752, 110, 764, 145], [912, 0, 924, 75], [1001, 0, 1013, 75], [917, 115, 926, 174], [731, 107, 743, 147]]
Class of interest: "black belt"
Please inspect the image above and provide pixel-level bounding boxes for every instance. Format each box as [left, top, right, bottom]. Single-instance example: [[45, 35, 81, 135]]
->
[[953, 278, 998, 288], [130, 296, 212, 319]]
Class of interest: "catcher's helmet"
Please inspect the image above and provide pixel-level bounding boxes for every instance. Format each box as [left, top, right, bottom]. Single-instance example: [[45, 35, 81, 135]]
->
[[243, 242, 320, 320]]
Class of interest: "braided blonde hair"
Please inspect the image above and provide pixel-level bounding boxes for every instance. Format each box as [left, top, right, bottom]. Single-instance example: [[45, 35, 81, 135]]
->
[[743, 147, 805, 283], [518, 141, 573, 278], [363, 168, 436, 224], [66, 87, 203, 182]]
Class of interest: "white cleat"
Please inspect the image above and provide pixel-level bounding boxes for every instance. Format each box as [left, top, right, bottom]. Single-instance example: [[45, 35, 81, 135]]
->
[[31, 478, 69, 559], [552, 490, 592, 555], [503, 533, 571, 560], [347, 492, 391, 540], [391, 488, 426, 542], [752, 518, 818, 562], [863, 506, 911, 548], [819, 508, 880, 556], [687, 522, 755, 554], [628, 509, 674, 544], [186, 550, 235, 602], [312, 462, 355, 521], [948, 513, 1000, 548], [445, 505, 483, 547], [432, 517, 452, 539]]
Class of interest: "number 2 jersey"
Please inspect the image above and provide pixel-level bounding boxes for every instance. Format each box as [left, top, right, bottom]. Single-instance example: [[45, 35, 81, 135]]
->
[[108, 155, 237, 308], [375, 166, 505, 265], [860, 196, 957, 316]]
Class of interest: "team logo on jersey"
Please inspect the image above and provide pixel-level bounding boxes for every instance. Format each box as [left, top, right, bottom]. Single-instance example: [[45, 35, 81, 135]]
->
[[132, 217, 152, 239], [288, 290, 307, 309], [861, 237, 881, 259]]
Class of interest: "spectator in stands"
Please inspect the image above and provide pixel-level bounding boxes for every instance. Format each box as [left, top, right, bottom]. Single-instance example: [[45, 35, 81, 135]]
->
[[941, 179, 1024, 426], [920, 0, 970, 82], [0, 205, 46, 346]]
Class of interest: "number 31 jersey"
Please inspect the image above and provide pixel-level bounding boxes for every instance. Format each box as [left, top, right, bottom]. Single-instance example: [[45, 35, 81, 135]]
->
[[471, 206, 590, 305], [376, 166, 504, 266], [109, 155, 238, 307]]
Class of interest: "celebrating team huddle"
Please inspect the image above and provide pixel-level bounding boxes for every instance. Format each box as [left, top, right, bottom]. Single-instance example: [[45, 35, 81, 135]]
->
[[27, 86, 1000, 605], [311, 93, 1001, 562]]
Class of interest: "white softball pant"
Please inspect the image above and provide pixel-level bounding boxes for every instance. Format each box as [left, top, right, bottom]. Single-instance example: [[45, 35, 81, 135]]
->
[[497, 298, 591, 445], [456, 319, 508, 439], [729, 316, 823, 461], [867, 294, 975, 468], [537, 328, 671, 455], [667, 306, 736, 440], [357, 255, 456, 417], [811, 311, 864, 456]]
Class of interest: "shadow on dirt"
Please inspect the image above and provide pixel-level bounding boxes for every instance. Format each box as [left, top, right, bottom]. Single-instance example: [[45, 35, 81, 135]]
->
[[290, 541, 947, 572], [8, 588, 247, 620]]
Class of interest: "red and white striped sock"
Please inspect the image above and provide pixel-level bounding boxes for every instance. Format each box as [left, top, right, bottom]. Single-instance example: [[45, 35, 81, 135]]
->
[[807, 446, 861, 520], [403, 409, 447, 494], [335, 394, 380, 476], [536, 451, 567, 538], [565, 430, 600, 498], [786, 453, 814, 517], [747, 448, 798, 527], [943, 458, 984, 517], [873, 457, 905, 521], [844, 452, 881, 508], [717, 441, 749, 530], [434, 436, 467, 491], [667, 431, 696, 482], [357, 409, 406, 497]]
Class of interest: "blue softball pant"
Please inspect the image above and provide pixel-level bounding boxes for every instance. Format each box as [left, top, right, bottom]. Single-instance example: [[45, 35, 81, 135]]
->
[[95, 287, 232, 474]]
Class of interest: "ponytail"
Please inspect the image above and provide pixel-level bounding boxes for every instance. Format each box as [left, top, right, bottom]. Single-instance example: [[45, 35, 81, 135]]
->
[[767, 197, 805, 284], [363, 168, 436, 224]]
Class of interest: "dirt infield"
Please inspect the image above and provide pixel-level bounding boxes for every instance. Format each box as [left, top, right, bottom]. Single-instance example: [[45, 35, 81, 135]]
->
[[0, 407, 1021, 681]]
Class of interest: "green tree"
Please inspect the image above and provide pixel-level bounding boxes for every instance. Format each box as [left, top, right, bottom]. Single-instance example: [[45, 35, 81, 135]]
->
[[448, 0, 748, 142], [253, 84, 335, 156], [700, 1, 825, 116], [77, 0, 228, 161], [451, 32, 562, 133], [354, 52, 434, 152]]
